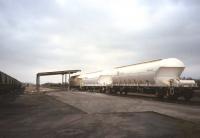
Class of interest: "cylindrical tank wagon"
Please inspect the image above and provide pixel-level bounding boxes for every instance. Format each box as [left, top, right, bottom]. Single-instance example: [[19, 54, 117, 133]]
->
[[70, 58, 197, 100]]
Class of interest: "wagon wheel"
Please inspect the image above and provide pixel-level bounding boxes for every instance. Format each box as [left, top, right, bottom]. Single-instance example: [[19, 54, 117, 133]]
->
[[106, 87, 110, 94], [101, 88, 104, 93], [155, 89, 164, 99], [102, 87, 106, 93], [167, 87, 178, 100], [119, 87, 124, 95], [119, 90, 122, 95], [183, 91, 193, 101], [124, 89, 128, 95], [109, 88, 114, 94]]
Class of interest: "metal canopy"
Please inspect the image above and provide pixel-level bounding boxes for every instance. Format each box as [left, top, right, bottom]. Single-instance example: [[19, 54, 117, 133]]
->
[[36, 70, 81, 92], [37, 70, 81, 76]]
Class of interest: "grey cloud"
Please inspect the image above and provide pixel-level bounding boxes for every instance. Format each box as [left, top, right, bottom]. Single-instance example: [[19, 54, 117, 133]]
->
[[0, 0, 200, 83]]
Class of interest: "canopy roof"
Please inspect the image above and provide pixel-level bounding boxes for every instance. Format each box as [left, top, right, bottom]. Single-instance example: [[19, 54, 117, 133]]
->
[[37, 70, 81, 76]]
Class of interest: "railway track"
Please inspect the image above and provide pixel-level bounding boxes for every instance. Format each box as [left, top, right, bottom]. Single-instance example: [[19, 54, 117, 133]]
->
[[108, 91, 200, 106], [76, 89, 200, 106]]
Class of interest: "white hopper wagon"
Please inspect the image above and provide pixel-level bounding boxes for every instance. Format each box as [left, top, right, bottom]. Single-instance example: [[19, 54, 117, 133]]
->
[[70, 58, 197, 100]]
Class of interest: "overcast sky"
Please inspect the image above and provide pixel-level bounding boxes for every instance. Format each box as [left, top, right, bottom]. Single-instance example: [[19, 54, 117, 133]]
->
[[0, 0, 200, 83]]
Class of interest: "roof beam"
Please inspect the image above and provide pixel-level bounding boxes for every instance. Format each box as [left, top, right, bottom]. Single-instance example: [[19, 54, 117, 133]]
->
[[37, 70, 81, 76]]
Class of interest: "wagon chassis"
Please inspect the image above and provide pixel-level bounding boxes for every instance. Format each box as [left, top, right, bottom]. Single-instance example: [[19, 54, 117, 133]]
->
[[72, 85, 196, 101]]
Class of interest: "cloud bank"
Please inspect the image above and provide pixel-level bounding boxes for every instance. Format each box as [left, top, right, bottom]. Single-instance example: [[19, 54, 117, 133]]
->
[[0, 0, 199, 83]]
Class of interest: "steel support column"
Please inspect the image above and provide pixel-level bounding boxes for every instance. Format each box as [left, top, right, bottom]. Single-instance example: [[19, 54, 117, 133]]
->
[[68, 73, 71, 91], [36, 75, 40, 92], [62, 74, 64, 88], [65, 74, 67, 89]]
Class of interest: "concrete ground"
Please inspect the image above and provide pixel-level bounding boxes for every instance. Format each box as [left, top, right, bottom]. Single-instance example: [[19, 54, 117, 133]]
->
[[47, 91, 200, 123], [0, 91, 200, 138]]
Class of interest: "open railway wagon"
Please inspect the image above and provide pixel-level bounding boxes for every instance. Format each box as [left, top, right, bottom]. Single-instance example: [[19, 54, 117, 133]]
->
[[0, 71, 22, 94], [70, 58, 198, 101]]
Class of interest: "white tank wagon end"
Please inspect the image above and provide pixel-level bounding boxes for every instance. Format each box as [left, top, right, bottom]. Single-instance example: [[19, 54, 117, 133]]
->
[[70, 58, 198, 101]]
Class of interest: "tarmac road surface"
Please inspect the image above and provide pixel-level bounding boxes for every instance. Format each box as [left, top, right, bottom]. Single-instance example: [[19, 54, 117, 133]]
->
[[0, 91, 200, 138]]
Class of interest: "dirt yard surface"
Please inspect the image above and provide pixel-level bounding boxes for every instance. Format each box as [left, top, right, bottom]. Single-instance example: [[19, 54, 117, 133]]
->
[[47, 91, 200, 123], [0, 92, 200, 138]]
